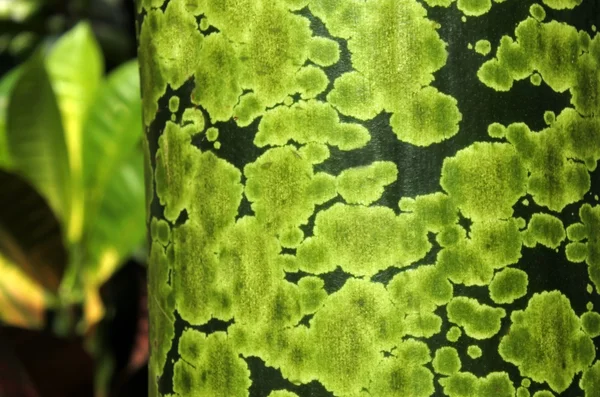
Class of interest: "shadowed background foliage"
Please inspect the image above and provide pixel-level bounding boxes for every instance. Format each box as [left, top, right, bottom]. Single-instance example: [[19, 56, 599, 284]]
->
[[0, 1, 148, 397]]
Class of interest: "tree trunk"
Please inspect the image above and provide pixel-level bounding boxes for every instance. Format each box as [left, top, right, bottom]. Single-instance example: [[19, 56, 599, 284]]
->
[[136, 0, 600, 395]]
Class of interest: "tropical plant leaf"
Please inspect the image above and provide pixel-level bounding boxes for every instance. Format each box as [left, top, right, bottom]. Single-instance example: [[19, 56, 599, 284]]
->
[[83, 60, 142, 229], [46, 21, 103, 243], [0, 67, 22, 168], [6, 52, 70, 223], [0, 169, 67, 292], [85, 147, 146, 286]]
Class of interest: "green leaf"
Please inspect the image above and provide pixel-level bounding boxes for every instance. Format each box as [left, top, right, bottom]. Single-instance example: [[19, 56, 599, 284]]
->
[[85, 148, 146, 284], [46, 21, 103, 243], [0, 68, 22, 168], [0, 169, 67, 292], [83, 60, 143, 229], [6, 52, 70, 222]]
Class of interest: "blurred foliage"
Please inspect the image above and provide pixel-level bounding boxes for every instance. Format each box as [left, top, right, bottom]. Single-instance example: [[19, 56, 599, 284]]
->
[[0, 21, 145, 337], [0, 0, 136, 76]]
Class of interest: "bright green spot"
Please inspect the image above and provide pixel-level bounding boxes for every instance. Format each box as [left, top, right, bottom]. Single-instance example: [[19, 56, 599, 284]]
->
[[399, 193, 458, 233], [447, 326, 462, 342], [255, 100, 370, 150], [457, 0, 492, 16], [165, 145, 244, 322], [499, 290, 595, 393], [506, 121, 591, 212], [203, 3, 313, 108], [566, 242, 588, 262], [580, 31, 592, 51], [277, 254, 298, 273], [587, 302, 594, 311], [437, 224, 467, 247], [581, 311, 600, 337], [368, 340, 434, 397], [441, 142, 527, 221], [489, 268, 528, 304], [564, 205, 600, 290], [438, 218, 522, 286], [475, 39, 491, 55], [523, 213, 565, 249], [587, 284, 593, 294], [479, 372, 516, 397], [279, 227, 304, 248], [148, 242, 175, 393], [440, 372, 516, 397], [295, 66, 329, 99], [213, 141, 221, 149], [298, 143, 330, 164], [181, 108, 205, 135], [169, 96, 180, 112], [308, 36, 340, 67], [433, 347, 461, 375], [138, 0, 165, 12], [233, 93, 264, 127], [404, 312, 443, 338], [532, 392, 554, 397], [206, 127, 218, 142], [477, 59, 513, 91], [155, 121, 242, 224], [238, 8, 312, 107], [317, 0, 457, 142], [522, 378, 531, 387], [389, 87, 462, 147], [327, 71, 381, 120], [268, 391, 298, 397], [219, 218, 301, 326], [138, 0, 203, 125], [467, 345, 482, 359], [308, 279, 404, 395], [447, 296, 506, 339], [244, 146, 336, 234], [192, 32, 241, 122], [388, 264, 453, 313], [488, 122, 506, 138], [542, 0, 582, 9], [567, 223, 589, 242], [298, 277, 327, 314], [439, 372, 478, 397], [478, 17, 600, 122], [337, 161, 398, 205], [580, 361, 600, 397], [422, 0, 454, 7], [544, 111, 555, 125], [150, 217, 170, 246], [530, 73, 542, 86], [199, 17, 209, 31], [517, 387, 531, 397], [530, 4, 546, 21], [297, 204, 430, 276], [554, 109, 600, 171], [173, 331, 250, 397]]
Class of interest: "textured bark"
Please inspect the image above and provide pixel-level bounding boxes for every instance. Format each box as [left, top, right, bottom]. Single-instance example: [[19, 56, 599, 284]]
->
[[137, 0, 600, 395]]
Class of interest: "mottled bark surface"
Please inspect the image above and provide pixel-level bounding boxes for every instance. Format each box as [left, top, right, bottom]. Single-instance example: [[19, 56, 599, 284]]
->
[[137, 0, 600, 395]]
